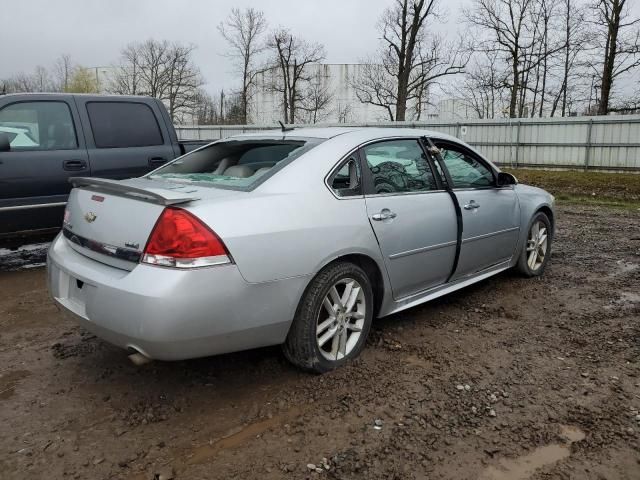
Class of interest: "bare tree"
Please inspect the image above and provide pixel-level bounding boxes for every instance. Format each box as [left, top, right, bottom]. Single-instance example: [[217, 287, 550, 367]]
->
[[299, 69, 333, 123], [354, 0, 467, 121], [109, 40, 203, 121], [110, 43, 143, 95], [550, 0, 591, 116], [590, 0, 640, 114], [164, 44, 202, 121], [351, 62, 397, 120], [267, 29, 326, 123], [219, 8, 267, 124], [454, 51, 507, 118], [466, 0, 539, 118], [53, 54, 74, 92], [336, 103, 354, 123]]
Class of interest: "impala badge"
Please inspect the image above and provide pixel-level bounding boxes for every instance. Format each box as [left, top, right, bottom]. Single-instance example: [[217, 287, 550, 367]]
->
[[84, 212, 97, 223]]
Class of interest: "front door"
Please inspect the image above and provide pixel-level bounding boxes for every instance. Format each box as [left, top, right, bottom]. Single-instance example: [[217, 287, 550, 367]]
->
[[362, 138, 458, 299], [432, 140, 520, 279], [0, 97, 89, 234]]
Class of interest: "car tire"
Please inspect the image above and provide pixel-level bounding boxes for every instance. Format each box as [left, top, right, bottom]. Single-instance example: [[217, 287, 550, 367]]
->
[[516, 211, 552, 277], [283, 261, 374, 373]]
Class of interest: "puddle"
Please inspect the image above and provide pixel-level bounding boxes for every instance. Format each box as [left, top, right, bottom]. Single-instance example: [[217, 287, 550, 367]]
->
[[404, 354, 433, 368], [480, 425, 585, 480], [610, 260, 639, 277], [0, 370, 31, 400], [0, 242, 51, 271], [559, 425, 585, 443], [619, 292, 640, 304], [187, 407, 300, 465]]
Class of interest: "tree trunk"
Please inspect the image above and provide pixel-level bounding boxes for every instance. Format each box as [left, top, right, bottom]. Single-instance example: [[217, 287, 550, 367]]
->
[[509, 58, 519, 118], [598, 1, 621, 115], [561, 0, 571, 116]]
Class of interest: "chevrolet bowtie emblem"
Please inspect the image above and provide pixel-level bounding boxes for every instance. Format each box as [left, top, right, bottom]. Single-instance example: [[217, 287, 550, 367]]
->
[[84, 212, 97, 223]]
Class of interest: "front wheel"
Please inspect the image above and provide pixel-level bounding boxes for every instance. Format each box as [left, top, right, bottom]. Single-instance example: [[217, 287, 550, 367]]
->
[[283, 262, 373, 373], [516, 212, 552, 277]]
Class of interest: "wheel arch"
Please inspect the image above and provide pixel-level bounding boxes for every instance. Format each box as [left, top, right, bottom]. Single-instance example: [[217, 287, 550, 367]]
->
[[299, 252, 387, 320], [535, 205, 555, 234]]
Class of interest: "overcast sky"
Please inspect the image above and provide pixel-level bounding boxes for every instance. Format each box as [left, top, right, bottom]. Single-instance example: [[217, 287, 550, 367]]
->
[[2, 0, 637, 96], [0, 0, 466, 94]]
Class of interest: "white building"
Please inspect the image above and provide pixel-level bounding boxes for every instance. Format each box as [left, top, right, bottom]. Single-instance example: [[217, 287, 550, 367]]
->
[[434, 98, 482, 121], [251, 64, 394, 124]]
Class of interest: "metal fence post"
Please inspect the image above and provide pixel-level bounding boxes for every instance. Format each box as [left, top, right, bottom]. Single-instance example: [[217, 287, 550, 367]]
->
[[584, 119, 594, 171], [514, 121, 522, 168]]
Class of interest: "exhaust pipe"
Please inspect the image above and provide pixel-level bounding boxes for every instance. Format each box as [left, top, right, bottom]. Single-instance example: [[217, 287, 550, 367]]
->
[[127, 348, 153, 366]]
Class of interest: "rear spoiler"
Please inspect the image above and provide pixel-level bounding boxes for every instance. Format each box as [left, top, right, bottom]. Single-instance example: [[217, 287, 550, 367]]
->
[[69, 177, 200, 206]]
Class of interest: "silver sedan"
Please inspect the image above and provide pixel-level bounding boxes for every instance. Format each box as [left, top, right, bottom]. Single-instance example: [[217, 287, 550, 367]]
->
[[47, 127, 554, 372]]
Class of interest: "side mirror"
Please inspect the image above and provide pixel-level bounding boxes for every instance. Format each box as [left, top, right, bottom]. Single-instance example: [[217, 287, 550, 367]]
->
[[497, 172, 517, 187], [0, 133, 10, 152]]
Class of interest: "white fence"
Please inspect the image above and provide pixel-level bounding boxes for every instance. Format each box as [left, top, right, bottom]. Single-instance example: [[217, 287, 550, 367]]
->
[[176, 115, 640, 171]]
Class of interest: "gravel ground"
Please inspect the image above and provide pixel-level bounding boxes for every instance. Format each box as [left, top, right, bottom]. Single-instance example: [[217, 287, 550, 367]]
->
[[0, 203, 639, 480]]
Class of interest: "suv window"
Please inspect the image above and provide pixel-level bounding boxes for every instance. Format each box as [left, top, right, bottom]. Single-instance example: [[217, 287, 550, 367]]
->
[[0, 101, 77, 150], [330, 156, 361, 197], [87, 102, 163, 148], [362, 139, 437, 194], [437, 144, 494, 189]]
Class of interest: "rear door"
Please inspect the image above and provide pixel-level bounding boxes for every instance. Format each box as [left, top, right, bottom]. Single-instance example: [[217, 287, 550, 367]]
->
[[76, 98, 176, 179], [362, 138, 458, 299], [0, 96, 89, 234], [431, 140, 520, 279]]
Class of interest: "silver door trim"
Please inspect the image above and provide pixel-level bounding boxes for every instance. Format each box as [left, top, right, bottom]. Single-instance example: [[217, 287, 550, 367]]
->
[[461, 226, 520, 244], [0, 202, 67, 212], [389, 239, 457, 260], [385, 260, 512, 315]]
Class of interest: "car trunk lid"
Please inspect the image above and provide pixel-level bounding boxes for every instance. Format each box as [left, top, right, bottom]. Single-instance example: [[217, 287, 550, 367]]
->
[[63, 177, 235, 270]]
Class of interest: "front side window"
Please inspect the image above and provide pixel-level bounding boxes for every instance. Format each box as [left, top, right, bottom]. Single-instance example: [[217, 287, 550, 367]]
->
[[149, 138, 321, 191], [362, 139, 437, 194], [87, 102, 163, 148], [437, 144, 494, 188], [0, 101, 77, 150]]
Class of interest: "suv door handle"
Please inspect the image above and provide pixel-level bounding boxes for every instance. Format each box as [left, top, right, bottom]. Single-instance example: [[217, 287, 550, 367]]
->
[[464, 200, 480, 210], [148, 157, 167, 167], [63, 159, 88, 171], [372, 209, 397, 221]]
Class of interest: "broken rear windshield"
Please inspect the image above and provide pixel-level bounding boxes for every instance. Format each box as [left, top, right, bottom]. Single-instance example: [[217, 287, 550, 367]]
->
[[147, 137, 322, 191]]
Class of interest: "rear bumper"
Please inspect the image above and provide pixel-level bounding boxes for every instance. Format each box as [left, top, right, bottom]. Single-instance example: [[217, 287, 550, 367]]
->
[[47, 233, 307, 360]]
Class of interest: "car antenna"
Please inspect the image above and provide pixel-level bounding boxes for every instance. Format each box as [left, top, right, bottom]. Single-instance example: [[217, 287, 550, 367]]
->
[[278, 120, 294, 132]]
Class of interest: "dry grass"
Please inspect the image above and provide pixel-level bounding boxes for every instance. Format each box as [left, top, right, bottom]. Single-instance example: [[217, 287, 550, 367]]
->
[[503, 168, 640, 209]]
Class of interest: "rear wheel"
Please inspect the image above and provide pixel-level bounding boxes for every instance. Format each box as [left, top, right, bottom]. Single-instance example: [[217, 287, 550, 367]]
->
[[283, 262, 373, 373], [516, 212, 552, 277]]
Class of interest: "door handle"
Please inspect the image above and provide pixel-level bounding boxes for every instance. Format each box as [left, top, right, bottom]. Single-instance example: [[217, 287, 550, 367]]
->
[[148, 157, 167, 167], [63, 159, 87, 171], [372, 209, 397, 221], [463, 200, 480, 210]]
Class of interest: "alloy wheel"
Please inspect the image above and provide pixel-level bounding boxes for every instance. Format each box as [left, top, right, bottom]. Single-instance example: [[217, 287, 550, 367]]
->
[[526, 220, 548, 271], [316, 278, 366, 361]]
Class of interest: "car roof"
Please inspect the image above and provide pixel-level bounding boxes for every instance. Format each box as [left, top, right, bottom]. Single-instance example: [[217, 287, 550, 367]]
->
[[233, 126, 461, 143], [1, 92, 155, 102]]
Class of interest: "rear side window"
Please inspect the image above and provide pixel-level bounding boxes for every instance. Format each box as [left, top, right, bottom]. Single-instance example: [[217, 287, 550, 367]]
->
[[329, 155, 361, 197], [87, 102, 163, 148], [149, 138, 321, 191], [0, 101, 77, 150]]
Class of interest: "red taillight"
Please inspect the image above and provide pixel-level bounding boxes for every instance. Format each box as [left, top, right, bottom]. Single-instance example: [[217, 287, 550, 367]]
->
[[142, 207, 230, 268]]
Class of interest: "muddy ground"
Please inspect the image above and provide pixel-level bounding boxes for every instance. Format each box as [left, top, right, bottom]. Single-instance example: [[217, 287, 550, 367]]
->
[[1, 203, 639, 480]]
